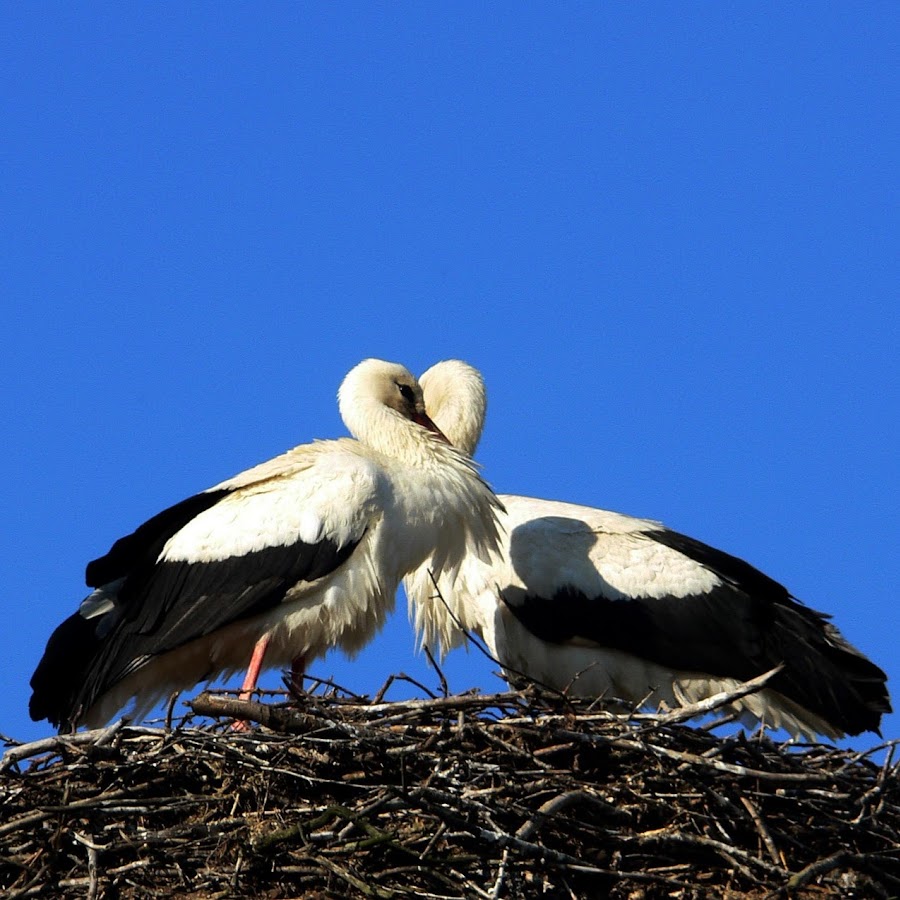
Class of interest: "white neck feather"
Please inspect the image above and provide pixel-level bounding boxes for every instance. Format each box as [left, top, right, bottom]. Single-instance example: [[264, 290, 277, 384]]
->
[[338, 358, 503, 577], [343, 390, 438, 463], [420, 360, 486, 456], [407, 360, 500, 654]]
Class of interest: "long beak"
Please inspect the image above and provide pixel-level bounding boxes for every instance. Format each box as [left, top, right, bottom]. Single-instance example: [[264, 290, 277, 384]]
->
[[412, 411, 451, 444]]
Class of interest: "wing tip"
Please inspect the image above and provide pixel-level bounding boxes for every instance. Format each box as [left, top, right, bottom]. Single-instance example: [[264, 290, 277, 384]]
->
[[29, 611, 100, 732]]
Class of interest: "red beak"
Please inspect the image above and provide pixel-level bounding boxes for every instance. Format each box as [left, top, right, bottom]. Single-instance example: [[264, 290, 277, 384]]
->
[[413, 411, 451, 444]]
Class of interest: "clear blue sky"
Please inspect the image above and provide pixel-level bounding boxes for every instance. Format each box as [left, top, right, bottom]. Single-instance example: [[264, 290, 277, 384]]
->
[[2, 6, 897, 747]]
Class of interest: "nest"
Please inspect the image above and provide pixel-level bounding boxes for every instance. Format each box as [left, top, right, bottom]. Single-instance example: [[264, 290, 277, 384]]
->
[[2, 672, 898, 899]]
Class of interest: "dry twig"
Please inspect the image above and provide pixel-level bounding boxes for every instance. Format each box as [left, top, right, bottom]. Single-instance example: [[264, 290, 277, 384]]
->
[[2, 676, 897, 899]]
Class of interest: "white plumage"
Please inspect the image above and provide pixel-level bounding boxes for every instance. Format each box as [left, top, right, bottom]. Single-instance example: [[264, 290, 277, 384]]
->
[[405, 360, 890, 739], [31, 358, 503, 731]]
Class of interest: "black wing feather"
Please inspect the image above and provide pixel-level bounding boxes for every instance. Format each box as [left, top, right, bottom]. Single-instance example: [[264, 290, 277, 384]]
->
[[73, 536, 362, 716], [502, 526, 890, 735], [85, 489, 232, 587], [31, 484, 362, 730]]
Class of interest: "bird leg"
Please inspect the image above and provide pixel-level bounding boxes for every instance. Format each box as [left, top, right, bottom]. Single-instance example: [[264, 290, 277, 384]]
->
[[239, 633, 271, 698], [288, 655, 306, 698], [231, 633, 271, 731]]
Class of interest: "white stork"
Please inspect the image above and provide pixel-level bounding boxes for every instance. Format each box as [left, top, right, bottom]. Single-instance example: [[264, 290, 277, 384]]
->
[[30, 358, 504, 732], [405, 360, 890, 740]]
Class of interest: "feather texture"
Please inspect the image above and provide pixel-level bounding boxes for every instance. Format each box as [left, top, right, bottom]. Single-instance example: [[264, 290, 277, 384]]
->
[[405, 360, 890, 739], [31, 359, 503, 731]]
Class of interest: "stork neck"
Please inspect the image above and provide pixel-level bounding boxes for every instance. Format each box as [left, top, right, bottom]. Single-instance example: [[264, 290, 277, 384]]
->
[[343, 398, 447, 467]]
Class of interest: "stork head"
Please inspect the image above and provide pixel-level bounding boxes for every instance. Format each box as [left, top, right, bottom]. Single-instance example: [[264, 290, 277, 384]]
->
[[339, 359, 449, 447], [420, 359, 486, 457]]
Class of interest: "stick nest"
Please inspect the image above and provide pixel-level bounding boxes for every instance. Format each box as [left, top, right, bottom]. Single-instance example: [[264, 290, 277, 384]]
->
[[2, 676, 898, 899]]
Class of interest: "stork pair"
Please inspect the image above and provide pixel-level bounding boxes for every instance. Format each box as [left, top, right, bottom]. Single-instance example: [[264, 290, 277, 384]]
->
[[30, 358, 890, 739]]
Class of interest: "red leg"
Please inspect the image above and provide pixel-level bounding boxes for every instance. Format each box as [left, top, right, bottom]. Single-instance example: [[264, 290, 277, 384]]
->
[[232, 634, 271, 731], [239, 634, 271, 699], [289, 654, 306, 695]]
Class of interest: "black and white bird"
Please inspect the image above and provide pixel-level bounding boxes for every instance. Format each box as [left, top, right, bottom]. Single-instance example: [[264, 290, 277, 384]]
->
[[405, 360, 890, 740], [30, 358, 504, 732]]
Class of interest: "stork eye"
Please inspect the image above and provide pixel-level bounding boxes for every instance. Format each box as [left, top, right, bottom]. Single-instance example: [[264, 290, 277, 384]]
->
[[397, 383, 416, 403]]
